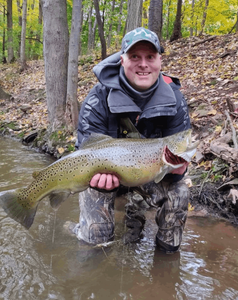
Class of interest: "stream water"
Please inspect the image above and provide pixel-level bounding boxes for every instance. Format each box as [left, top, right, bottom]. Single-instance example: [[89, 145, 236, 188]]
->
[[0, 136, 238, 300]]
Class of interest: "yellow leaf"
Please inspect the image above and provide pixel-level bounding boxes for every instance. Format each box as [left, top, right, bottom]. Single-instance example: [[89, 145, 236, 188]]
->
[[188, 203, 194, 211], [215, 126, 222, 133], [57, 147, 65, 154], [207, 109, 217, 116], [191, 112, 198, 118]]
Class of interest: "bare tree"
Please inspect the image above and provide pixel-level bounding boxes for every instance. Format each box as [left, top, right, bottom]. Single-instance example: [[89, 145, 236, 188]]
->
[[93, 0, 107, 59], [199, 0, 209, 36], [115, 0, 124, 48], [170, 0, 182, 42], [126, 0, 143, 32], [41, 0, 69, 132], [16, 0, 22, 57], [65, 0, 82, 131], [7, 0, 14, 62], [107, 0, 116, 48], [20, 0, 27, 71], [148, 0, 163, 40], [2, 5, 7, 63], [165, 0, 172, 39]]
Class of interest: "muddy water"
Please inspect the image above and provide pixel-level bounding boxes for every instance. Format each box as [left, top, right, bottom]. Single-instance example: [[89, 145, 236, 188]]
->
[[0, 137, 238, 300]]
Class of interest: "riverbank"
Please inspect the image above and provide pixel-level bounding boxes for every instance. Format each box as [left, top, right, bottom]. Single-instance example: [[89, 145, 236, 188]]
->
[[1, 34, 238, 224]]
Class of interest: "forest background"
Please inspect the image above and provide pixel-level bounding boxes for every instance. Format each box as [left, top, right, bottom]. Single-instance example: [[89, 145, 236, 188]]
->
[[1, 0, 238, 219], [1, 0, 238, 134]]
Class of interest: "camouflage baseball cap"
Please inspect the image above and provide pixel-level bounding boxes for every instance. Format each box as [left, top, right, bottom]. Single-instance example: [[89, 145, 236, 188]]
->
[[121, 27, 161, 53]]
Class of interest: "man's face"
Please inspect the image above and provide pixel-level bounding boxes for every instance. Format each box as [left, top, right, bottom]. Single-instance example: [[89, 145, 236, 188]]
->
[[121, 41, 161, 91]]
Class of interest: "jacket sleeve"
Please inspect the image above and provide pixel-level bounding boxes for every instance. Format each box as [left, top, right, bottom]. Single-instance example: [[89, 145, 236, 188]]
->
[[76, 84, 110, 148]]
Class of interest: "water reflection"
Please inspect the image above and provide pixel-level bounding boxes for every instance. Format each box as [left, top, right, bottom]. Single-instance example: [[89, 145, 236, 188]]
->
[[0, 136, 238, 300]]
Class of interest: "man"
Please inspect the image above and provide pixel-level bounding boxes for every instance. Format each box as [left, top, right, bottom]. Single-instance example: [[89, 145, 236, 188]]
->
[[71, 27, 191, 253]]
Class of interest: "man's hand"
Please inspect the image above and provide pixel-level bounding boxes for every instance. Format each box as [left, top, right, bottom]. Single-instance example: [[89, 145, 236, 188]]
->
[[170, 162, 189, 175], [90, 173, 120, 190]]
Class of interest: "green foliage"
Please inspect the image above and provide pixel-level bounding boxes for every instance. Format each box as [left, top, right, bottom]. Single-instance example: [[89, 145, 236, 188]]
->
[[67, 144, 75, 152], [1, 0, 238, 63], [0, 0, 43, 62]]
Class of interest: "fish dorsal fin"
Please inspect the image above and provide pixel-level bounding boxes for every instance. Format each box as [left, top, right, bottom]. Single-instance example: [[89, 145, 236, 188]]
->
[[32, 171, 40, 179], [80, 133, 113, 149]]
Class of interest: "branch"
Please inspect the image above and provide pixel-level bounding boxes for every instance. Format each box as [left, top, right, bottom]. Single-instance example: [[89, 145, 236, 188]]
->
[[25, 37, 43, 44]]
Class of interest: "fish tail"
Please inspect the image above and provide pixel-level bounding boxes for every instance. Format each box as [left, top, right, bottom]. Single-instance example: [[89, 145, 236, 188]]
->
[[0, 189, 37, 229]]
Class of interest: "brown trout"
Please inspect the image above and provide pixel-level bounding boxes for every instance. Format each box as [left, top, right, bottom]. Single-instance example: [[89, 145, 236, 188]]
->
[[0, 129, 198, 229]]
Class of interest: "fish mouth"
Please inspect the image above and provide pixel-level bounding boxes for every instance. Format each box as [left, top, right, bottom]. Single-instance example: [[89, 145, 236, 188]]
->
[[163, 146, 187, 167]]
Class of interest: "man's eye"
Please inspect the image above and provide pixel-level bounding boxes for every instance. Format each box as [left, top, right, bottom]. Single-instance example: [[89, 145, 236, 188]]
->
[[148, 55, 154, 59], [131, 54, 138, 59]]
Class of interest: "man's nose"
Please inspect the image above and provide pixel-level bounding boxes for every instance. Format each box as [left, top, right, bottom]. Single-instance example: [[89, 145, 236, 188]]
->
[[138, 57, 148, 67]]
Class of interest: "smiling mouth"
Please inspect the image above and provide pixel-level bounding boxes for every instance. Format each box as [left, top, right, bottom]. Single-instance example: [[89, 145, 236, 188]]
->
[[137, 72, 150, 76]]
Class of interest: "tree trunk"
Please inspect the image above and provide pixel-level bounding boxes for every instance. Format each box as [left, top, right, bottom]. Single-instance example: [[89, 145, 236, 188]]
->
[[78, 3, 84, 55], [93, 0, 107, 59], [16, 0, 22, 57], [115, 0, 124, 48], [107, 0, 116, 48], [87, 4, 94, 51], [148, 0, 163, 40], [166, 0, 171, 39], [65, 0, 82, 131], [170, 0, 182, 42], [7, 0, 14, 63], [38, 1, 42, 24], [199, 0, 209, 36], [126, 0, 143, 32], [41, 0, 69, 132], [20, 0, 27, 71], [189, 0, 195, 37], [2, 6, 7, 63]]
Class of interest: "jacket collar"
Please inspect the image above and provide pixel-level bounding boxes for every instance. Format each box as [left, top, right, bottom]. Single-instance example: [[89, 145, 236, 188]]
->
[[107, 73, 177, 117]]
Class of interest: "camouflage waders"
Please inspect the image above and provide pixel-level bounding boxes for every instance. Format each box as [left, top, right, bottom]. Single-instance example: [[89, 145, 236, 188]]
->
[[143, 179, 189, 252], [77, 188, 116, 244], [72, 179, 189, 252]]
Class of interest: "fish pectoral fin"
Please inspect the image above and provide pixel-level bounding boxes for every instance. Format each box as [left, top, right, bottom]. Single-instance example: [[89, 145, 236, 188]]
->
[[154, 169, 168, 184], [49, 191, 71, 210], [0, 189, 37, 229]]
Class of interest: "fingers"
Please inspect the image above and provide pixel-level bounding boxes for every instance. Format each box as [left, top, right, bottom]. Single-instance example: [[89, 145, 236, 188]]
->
[[90, 173, 120, 190]]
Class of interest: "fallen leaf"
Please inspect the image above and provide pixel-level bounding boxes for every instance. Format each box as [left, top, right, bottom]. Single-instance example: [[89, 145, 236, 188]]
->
[[57, 147, 65, 154]]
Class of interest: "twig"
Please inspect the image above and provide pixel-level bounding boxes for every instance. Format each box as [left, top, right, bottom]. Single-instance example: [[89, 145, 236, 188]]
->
[[199, 169, 212, 197], [225, 110, 238, 148]]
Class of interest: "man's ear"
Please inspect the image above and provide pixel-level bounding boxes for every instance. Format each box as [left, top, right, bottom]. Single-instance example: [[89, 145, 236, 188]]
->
[[120, 55, 124, 66]]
